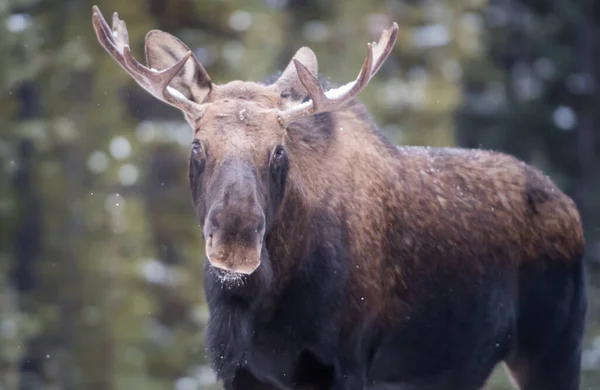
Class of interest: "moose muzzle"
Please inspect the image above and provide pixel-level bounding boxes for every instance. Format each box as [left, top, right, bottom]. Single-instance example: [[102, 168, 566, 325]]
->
[[204, 201, 266, 275]]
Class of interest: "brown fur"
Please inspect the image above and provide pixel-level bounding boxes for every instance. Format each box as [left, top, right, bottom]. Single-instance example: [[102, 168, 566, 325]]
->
[[93, 9, 586, 387], [193, 77, 585, 313]]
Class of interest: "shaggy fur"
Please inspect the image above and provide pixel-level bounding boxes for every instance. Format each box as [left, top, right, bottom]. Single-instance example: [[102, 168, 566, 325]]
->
[[92, 9, 587, 388], [194, 85, 587, 390]]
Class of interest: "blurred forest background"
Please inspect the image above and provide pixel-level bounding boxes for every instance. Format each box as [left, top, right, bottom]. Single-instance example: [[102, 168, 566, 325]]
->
[[0, 0, 599, 389]]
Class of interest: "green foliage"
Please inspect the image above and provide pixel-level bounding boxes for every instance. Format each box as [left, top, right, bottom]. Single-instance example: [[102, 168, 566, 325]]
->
[[0, 0, 598, 389]]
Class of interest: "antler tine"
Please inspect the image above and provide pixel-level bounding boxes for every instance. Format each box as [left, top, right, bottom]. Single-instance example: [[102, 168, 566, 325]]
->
[[91, 6, 204, 115], [278, 22, 398, 128], [121, 46, 193, 106], [371, 22, 399, 76], [292, 59, 328, 111], [328, 42, 374, 104], [92, 7, 121, 60]]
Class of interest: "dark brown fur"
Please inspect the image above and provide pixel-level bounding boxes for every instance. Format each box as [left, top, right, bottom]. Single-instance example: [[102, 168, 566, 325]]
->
[[93, 10, 587, 389], [193, 79, 586, 389]]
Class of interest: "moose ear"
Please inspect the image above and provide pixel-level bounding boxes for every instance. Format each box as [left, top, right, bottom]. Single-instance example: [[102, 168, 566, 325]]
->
[[144, 30, 212, 103], [274, 47, 318, 101]]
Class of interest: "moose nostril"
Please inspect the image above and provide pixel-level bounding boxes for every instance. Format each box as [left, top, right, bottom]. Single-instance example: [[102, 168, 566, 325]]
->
[[257, 219, 265, 233], [210, 213, 220, 230]]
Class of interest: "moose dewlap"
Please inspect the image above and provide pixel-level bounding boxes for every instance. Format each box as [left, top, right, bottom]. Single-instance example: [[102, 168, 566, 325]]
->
[[92, 6, 587, 390]]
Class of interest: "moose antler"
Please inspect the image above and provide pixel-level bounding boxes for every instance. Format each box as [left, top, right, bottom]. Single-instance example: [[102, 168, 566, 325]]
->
[[277, 23, 398, 128], [91, 6, 205, 117]]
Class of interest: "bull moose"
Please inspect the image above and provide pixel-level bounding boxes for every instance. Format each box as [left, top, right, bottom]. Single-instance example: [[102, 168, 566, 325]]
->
[[92, 6, 587, 390]]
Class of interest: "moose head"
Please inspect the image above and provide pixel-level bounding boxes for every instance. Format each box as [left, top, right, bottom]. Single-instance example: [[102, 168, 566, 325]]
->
[[92, 6, 397, 279]]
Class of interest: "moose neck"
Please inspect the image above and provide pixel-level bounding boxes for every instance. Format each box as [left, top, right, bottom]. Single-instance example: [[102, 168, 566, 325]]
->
[[264, 102, 396, 288]]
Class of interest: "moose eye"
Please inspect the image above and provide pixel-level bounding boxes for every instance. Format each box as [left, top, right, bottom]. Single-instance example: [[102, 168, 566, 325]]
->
[[192, 141, 202, 156], [272, 146, 286, 163]]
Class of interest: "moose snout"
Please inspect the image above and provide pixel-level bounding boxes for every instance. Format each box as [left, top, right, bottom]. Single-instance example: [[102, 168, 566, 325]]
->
[[204, 204, 265, 275]]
